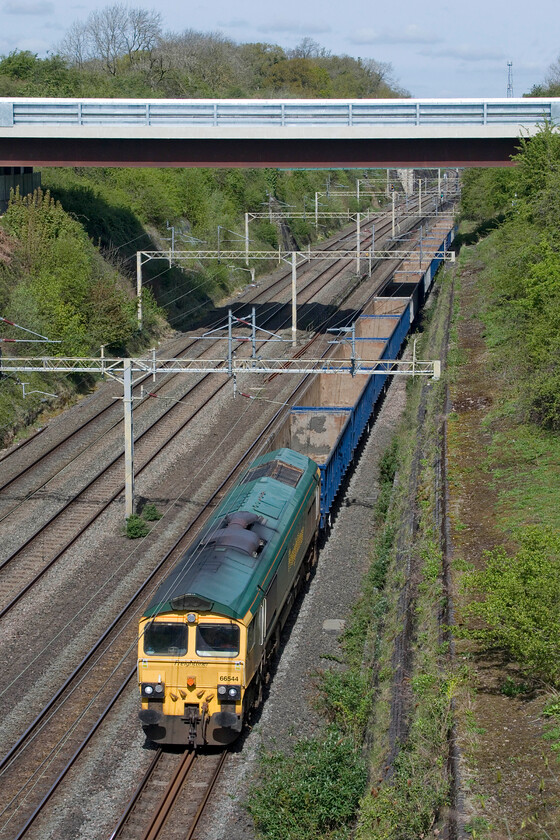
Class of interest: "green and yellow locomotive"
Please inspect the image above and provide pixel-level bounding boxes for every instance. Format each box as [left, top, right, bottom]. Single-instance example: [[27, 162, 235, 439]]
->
[[138, 448, 320, 747]]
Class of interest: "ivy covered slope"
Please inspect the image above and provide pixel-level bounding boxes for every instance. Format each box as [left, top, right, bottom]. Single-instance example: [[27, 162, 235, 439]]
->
[[457, 123, 560, 686], [0, 189, 164, 445], [460, 124, 560, 431]]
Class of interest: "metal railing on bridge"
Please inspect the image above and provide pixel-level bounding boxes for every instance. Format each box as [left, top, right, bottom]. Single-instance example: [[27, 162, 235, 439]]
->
[[0, 97, 557, 129]]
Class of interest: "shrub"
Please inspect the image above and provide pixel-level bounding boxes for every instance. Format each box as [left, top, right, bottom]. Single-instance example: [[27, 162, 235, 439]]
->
[[125, 514, 150, 539], [459, 527, 560, 685], [314, 668, 373, 742], [141, 503, 162, 521], [246, 728, 367, 840]]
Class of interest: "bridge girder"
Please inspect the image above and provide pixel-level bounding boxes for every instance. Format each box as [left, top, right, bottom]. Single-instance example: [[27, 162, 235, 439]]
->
[[0, 137, 518, 168]]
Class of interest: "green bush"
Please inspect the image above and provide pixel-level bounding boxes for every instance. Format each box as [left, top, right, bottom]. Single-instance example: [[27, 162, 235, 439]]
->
[[0, 189, 141, 355], [125, 514, 150, 539], [459, 527, 560, 685], [141, 503, 162, 521], [460, 124, 560, 431], [246, 728, 367, 840]]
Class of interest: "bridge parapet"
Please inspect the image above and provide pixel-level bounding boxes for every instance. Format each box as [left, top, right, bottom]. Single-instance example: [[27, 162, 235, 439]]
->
[[0, 97, 557, 137]]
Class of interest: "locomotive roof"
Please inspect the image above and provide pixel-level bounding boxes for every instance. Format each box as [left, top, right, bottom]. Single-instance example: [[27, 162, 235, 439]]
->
[[143, 448, 318, 622]]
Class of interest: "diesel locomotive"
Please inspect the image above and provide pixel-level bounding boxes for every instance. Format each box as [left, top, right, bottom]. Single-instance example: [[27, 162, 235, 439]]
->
[[138, 448, 320, 747]]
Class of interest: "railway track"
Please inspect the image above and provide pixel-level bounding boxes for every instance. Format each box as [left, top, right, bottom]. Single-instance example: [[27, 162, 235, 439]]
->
[[0, 204, 452, 840], [0, 198, 424, 509], [0, 215, 406, 621], [0, 208, 418, 597], [110, 749, 227, 840]]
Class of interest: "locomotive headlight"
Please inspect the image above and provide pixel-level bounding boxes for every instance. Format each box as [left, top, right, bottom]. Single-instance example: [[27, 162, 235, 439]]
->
[[217, 684, 240, 702], [142, 682, 165, 699], [186, 613, 197, 623]]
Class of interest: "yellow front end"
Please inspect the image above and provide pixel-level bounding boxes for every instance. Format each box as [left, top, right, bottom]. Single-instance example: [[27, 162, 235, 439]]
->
[[137, 614, 246, 746]]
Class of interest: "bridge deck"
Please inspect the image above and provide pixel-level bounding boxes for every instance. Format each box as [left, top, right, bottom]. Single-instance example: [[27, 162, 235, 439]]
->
[[0, 97, 556, 167]]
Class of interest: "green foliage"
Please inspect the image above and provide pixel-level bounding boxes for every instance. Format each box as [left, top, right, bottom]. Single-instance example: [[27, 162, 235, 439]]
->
[[265, 58, 332, 96], [246, 728, 367, 840], [542, 697, 560, 755], [314, 668, 373, 742], [500, 676, 530, 697], [253, 220, 279, 249], [125, 514, 150, 539], [459, 527, 560, 685], [378, 439, 399, 485], [460, 167, 515, 223], [0, 188, 140, 355], [543, 697, 560, 718], [0, 51, 82, 96], [420, 540, 442, 584], [141, 503, 162, 521], [0, 188, 165, 445], [125, 503, 162, 537], [125, 514, 147, 537], [460, 124, 560, 430], [374, 439, 399, 523], [356, 673, 453, 840]]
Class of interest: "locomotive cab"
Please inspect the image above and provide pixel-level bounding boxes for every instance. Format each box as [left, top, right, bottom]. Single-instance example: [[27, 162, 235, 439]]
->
[[138, 612, 246, 746]]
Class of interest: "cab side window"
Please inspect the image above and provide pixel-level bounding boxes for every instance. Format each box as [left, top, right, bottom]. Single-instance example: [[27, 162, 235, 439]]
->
[[247, 604, 265, 652]]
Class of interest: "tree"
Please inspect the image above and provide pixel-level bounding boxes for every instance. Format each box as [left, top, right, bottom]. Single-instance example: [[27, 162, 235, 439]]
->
[[59, 3, 162, 75], [0, 50, 37, 79], [59, 21, 89, 69], [288, 38, 328, 59], [266, 57, 332, 96], [156, 30, 242, 96], [237, 42, 285, 94]]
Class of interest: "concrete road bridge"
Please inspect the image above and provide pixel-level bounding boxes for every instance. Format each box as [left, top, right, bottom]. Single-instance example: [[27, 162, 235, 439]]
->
[[0, 97, 558, 168]]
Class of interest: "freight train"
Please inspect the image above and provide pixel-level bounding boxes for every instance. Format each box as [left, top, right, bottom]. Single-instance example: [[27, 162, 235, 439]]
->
[[138, 448, 320, 746], [137, 219, 456, 747]]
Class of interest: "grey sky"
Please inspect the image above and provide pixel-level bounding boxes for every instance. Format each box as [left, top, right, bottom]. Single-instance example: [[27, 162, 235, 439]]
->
[[0, 0, 557, 97]]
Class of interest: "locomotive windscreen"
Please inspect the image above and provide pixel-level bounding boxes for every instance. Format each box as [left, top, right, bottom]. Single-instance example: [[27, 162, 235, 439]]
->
[[144, 622, 188, 656], [196, 624, 240, 657]]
